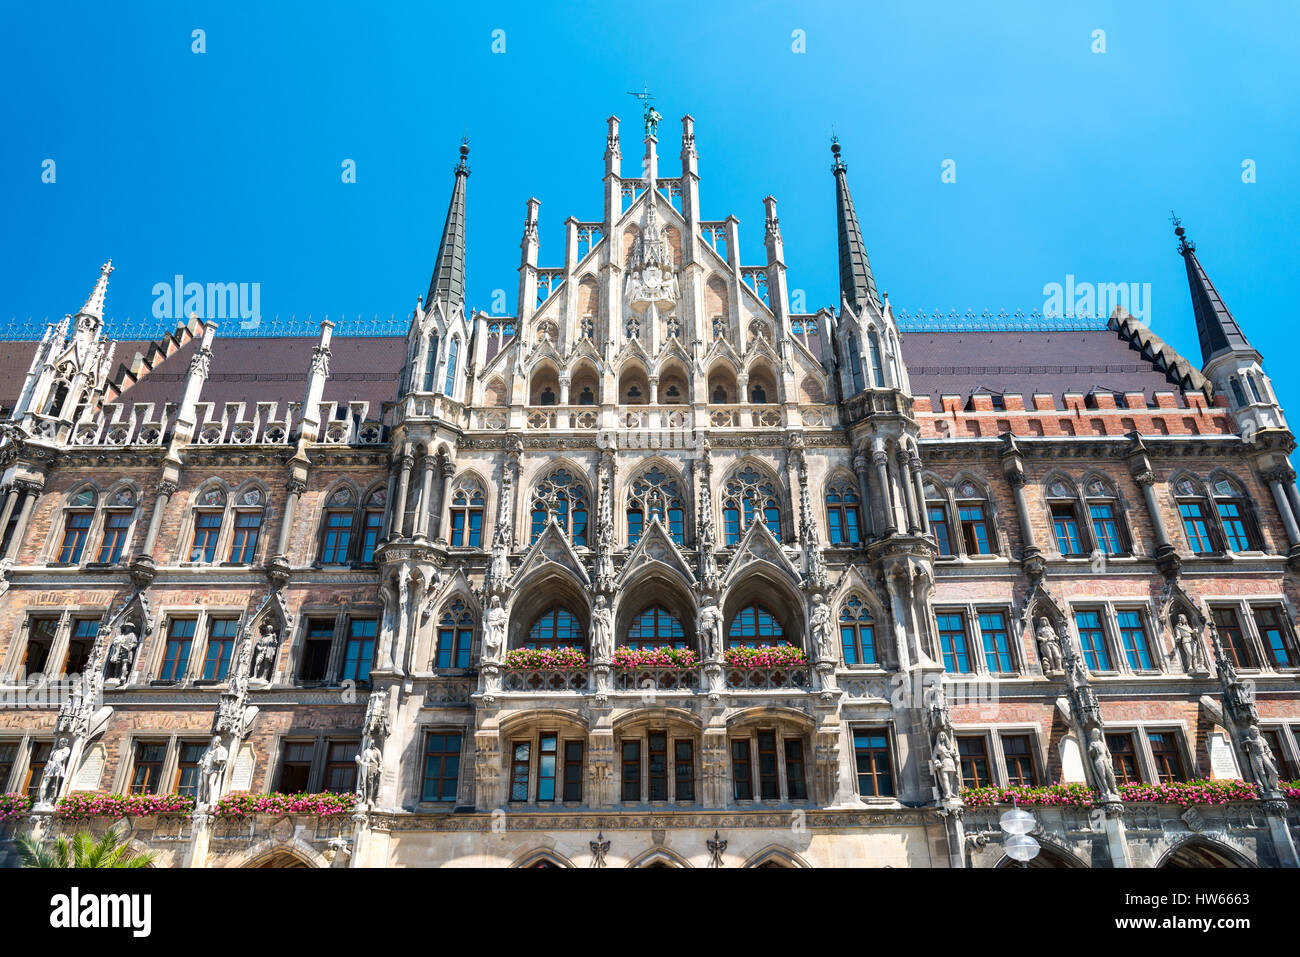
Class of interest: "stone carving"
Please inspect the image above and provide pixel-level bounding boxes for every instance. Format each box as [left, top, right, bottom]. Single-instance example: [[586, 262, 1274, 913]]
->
[[197, 734, 228, 807], [39, 736, 72, 808], [589, 830, 610, 868], [810, 594, 834, 661], [1173, 614, 1208, 673], [706, 830, 727, 868], [932, 729, 960, 801], [356, 741, 383, 807], [1035, 617, 1064, 673], [484, 596, 507, 663], [1243, 726, 1281, 793], [698, 599, 724, 660], [1087, 727, 1119, 801], [106, 620, 139, 683], [591, 596, 614, 662], [252, 620, 278, 683]]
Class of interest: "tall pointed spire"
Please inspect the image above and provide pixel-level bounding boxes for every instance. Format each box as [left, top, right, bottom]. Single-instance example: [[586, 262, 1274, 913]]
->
[[831, 137, 880, 313], [1173, 215, 1254, 364], [78, 260, 114, 321], [425, 140, 470, 310]]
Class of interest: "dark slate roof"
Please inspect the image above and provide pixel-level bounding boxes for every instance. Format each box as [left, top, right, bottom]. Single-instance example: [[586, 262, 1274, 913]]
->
[[901, 328, 1193, 406], [831, 141, 880, 313], [425, 144, 470, 310], [1178, 232, 1253, 364]]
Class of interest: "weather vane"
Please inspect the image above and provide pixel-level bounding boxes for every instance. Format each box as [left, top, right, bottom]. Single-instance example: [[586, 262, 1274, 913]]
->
[[627, 84, 661, 137]]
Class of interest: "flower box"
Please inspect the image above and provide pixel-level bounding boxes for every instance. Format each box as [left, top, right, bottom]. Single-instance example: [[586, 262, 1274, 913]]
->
[[722, 645, 808, 669], [961, 783, 1096, 807], [0, 792, 33, 821], [213, 791, 356, 819], [1283, 780, 1300, 801], [502, 647, 588, 671], [612, 647, 699, 670], [961, 780, 1262, 808], [55, 792, 196, 822]]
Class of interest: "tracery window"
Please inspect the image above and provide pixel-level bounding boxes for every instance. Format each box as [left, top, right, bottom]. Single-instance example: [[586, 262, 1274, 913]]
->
[[443, 337, 459, 395], [624, 605, 687, 650], [627, 466, 685, 545], [867, 330, 884, 386], [96, 487, 137, 563], [1083, 478, 1127, 556], [924, 481, 953, 557], [448, 479, 485, 548], [320, 486, 357, 563], [524, 604, 582, 650], [825, 481, 862, 545], [1174, 477, 1215, 555], [1211, 477, 1259, 552], [436, 599, 474, 670], [1047, 480, 1085, 556], [190, 486, 226, 562], [722, 466, 781, 546], [838, 595, 876, 665], [56, 488, 96, 564], [954, 481, 994, 555], [529, 469, 589, 546], [421, 333, 439, 392], [727, 604, 788, 648]]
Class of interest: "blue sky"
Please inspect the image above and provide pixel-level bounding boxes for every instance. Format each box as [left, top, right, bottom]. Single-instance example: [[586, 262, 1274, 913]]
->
[[2, 1, 1297, 405]]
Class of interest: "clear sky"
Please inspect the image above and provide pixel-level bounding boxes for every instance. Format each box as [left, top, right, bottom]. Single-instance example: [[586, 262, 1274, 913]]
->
[[2, 1, 1297, 406]]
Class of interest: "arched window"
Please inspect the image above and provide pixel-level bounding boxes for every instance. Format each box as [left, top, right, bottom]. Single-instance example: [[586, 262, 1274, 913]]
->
[[359, 488, 386, 562], [868, 330, 884, 387], [524, 604, 582, 649], [1083, 478, 1128, 556], [624, 605, 686, 650], [825, 481, 862, 545], [56, 488, 97, 564], [1045, 479, 1086, 557], [530, 470, 589, 546], [320, 486, 358, 563], [443, 337, 459, 395], [1230, 378, 1247, 408], [954, 480, 995, 555], [1211, 477, 1259, 552], [727, 604, 788, 648], [228, 487, 265, 563], [839, 595, 876, 665], [711, 385, 727, 403], [847, 333, 865, 393], [448, 479, 485, 548], [722, 466, 781, 546], [924, 481, 953, 557], [190, 486, 227, 563], [627, 466, 685, 545], [1174, 477, 1215, 555], [422, 333, 439, 392], [436, 599, 474, 670], [578, 386, 595, 405], [96, 486, 137, 563]]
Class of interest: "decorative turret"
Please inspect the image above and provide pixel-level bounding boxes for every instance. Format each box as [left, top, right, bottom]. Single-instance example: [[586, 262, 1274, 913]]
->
[[425, 141, 469, 314], [831, 137, 880, 314]]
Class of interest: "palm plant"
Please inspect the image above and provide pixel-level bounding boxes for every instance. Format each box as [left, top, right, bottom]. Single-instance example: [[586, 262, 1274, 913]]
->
[[14, 824, 156, 868]]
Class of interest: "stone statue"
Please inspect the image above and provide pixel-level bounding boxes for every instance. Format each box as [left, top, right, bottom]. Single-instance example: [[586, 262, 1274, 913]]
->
[[39, 736, 71, 807], [1244, 726, 1281, 793], [810, 594, 835, 662], [197, 734, 228, 807], [1173, 614, 1208, 673], [698, 600, 724, 660], [235, 632, 254, 681], [490, 529, 510, 583], [1087, 727, 1119, 800], [1035, 616, 1064, 673], [591, 596, 614, 662], [484, 596, 507, 662], [932, 730, 960, 800], [252, 620, 278, 682], [106, 621, 139, 683], [356, 742, 383, 806]]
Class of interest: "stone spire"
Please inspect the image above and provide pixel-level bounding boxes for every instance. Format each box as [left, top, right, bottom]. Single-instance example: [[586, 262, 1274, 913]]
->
[[77, 260, 114, 323], [1174, 216, 1255, 365], [830, 137, 880, 313], [425, 141, 470, 311]]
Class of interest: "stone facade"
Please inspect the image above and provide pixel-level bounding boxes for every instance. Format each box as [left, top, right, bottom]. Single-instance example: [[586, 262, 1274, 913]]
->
[[0, 112, 1298, 868]]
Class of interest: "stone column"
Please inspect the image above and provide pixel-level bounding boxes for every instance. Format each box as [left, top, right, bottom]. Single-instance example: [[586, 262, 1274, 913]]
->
[[852, 452, 876, 539], [139, 480, 178, 557], [276, 479, 307, 557], [872, 447, 896, 536], [387, 452, 414, 539], [1264, 470, 1300, 547], [436, 458, 456, 541], [413, 454, 436, 540], [909, 454, 929, 535], [897, 447, 920, 534], [0, 487, 19, 541], [1134, 470, 1171, 551], [2, 482, 40, 562]]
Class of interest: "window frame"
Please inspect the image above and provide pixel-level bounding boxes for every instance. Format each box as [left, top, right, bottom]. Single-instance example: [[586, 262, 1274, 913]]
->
[[852, 726, 896, 799]]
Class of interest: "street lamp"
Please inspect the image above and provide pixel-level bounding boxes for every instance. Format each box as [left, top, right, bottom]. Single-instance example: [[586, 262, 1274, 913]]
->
[[998, 798, 1040, 865]]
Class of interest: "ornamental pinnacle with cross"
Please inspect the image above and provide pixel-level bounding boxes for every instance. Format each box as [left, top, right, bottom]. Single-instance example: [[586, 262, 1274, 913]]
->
[[627, 84, 661, 137]]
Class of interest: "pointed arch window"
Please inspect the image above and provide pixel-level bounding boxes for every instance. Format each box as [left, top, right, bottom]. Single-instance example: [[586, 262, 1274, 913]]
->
[[954, 481, 994, 556], [1046, 480, 1086, 556], [448, 479, 485, 548], [924, 481, 953, 557], [228, 487, 265, 563], [727, 604, 788, 648], [530, 470, 589, 547], [1211, 477, 1259, 552], [839, 595, 876, 665], [190, 486, 227, 562], [359, 488, 386, 562], [627, 467, 685, 545], [867, 330, 884, 387], [524, 604, 582, 650], [422, 333, 440, 392], [846, 333, 865, 393], [1083, 479, 1128, 556], [56, 488, 97, 564], [722, 467, 781, 546], [320, 486, 357, 564], [625, 605, 687, 650], [96, 487, 137, 563], [436, 599, 475, 670], [1230, 378, 1248, 408], [825, 481, 862, 545], [443, 337, 459, 395], [1174, 478, 1216, 555]]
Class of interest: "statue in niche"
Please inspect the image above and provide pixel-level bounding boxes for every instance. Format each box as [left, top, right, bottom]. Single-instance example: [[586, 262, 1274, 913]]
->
[[931, 730, 960, 800], [1035, 617, 1064, 673], [1173, 614, 1209, 673], [252, 620, 278, 683], [1243, 726, 1281, 792], [698, 599, 724, 660], [39, 737, 72, 808], [356, 742, 383, 807], [810, 594, 835, 662], [1087, 727, 1119, 801], [484, 596, 507, 663], [591, 596, 614, 662], [197, 734, 228, 807], [106, 620, 139, 683]]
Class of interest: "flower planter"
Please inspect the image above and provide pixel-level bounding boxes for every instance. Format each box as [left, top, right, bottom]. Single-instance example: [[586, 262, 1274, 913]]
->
[[0, 792, 32, 822], [213, 791, 356, 819], [502, 647, 588, 671], [611, 647, 699, 671], [55, 792, 196, 822], [961, 780, 1263, 808]]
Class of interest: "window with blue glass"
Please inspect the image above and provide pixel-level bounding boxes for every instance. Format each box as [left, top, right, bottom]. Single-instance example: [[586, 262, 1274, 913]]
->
[[320, 510, 353, 563], [825, 482, 862, 545], [727, 604, 786, 648], [1117, 609, 1153, 671], [421, 333, 439, 391], [201, 618, 239, 681], [448, 480, 484, 548], [1252, 607, 1297, 668], [529, 469, 588, 546], [839, 595, 876, 665], [341, 618, 377, 683], [1174, 478, 1215, 554], [625, 605, 687, 650], [525, 605, 582, 650], [722, 466, 781, 546], [57, 511, 93, 564], [978, 611, 1014, 673], [436, 600, 474, 670], [627, 467, 685, 546], [1212, 479, 1256, 552], [1074, 610, 1111, 671], [847, 333, 865, 393], [421, 732, 461, 802], [867, 330, 885, 386], [443, 337, 459, 395], [1083, 479, 1126, 555], [936, 612, 971, 673], [1051, 503, 1084, 555], [853, 728, 893, 797]]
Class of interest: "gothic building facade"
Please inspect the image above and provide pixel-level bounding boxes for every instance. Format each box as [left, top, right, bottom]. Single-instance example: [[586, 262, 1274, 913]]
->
[[1, 111, 1298, 868]]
